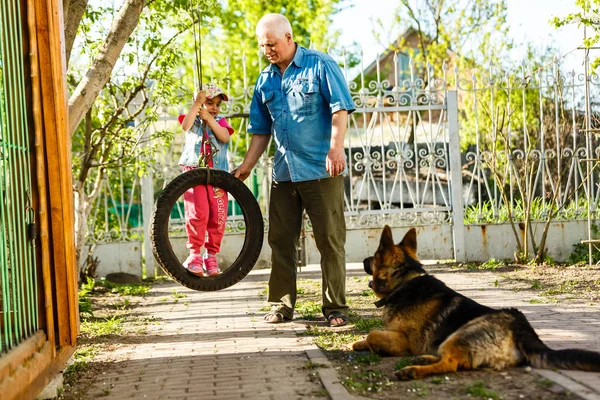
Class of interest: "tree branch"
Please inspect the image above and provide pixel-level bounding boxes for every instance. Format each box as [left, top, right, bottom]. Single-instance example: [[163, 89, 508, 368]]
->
[[64, 0, 88, 66], [68, 0, 146, 136]]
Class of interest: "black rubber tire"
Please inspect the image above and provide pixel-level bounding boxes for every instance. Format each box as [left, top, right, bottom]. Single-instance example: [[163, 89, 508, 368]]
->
[[150, 168, 264, 291]]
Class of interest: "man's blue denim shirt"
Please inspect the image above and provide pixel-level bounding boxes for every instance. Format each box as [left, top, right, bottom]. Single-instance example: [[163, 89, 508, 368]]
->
[[248, 45, 356, 182]]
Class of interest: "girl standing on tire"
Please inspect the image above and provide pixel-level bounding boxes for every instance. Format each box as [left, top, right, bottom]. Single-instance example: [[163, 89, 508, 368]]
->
[[178, 83, 234, 276]]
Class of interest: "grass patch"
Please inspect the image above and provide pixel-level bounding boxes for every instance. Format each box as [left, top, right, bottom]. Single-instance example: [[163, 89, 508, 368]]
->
[[96, 279, 151, 296], [343, 369, 390, 394], [299, 325, 361, 350], [430, 376, 445, 384], [81, 315, 124, 337], [78, 278, 96, 319], [302, 362, 328, 369], [542, 280, 577, 296], [464, 259, 506, 271], [394, 357, 415, 370], [170, 289, 187, 300], [296, 301, 322, 320], [530, 280, 543, 290], [537, 378, 554, 388], [353, 353, 381, 365], [465, 381, 500, 399], [64, 346, 99, 386], [352, 316, 382, 332], [408, 381, 430, 397]]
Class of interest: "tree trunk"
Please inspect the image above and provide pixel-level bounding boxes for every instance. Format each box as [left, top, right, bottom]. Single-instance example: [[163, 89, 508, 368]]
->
[[64, 0, 88, 66], [68, 0, 145, 136], [73, 181, 91, 277]]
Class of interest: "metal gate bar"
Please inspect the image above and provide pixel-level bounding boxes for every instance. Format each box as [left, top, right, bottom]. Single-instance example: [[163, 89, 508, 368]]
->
[[0, 0, 39, 354]]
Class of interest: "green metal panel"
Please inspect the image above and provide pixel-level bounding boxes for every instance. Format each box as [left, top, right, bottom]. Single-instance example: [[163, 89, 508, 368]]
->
[[0, 0, 39, 354]]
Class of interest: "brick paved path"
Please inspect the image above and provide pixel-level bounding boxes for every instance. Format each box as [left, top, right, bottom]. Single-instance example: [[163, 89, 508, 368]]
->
[[81, 264, 600, 400], [84, 269, 329, 400]]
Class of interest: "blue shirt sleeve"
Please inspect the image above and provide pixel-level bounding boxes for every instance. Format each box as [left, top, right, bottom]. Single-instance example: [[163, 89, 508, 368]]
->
[[248, 86, 272, 135], [320, 59, 356, 115]]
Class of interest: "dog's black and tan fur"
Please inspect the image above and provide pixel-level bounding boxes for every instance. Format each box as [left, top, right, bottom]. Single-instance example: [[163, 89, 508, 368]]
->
[[352, 225, 600, 380]]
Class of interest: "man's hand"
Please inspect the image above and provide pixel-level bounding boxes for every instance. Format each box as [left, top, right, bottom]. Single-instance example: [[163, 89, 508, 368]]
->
[[232, 163, 253, 181], [326, 147, 346, 177]]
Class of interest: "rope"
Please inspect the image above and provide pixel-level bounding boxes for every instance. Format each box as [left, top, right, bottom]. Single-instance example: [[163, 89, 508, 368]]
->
[[191, 1, 203, 90]]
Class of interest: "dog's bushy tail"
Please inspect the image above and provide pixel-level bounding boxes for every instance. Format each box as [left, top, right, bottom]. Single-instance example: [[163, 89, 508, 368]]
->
[[527, 348, 600, 371], [509, 308, 600, 371]]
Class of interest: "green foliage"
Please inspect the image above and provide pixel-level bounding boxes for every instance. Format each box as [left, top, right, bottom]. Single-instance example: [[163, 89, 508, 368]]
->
[[296, 300, 322, 320], [81, 315, 124, 337], [343, 369, 388, 394], [70, 0, 214, 242], [298, 325, 361, 350], [552, 0, 600, 68], [352, 316, 383, 333], [201, 0, 347, 89], [64, 346, 99, 387], [568, 224, 600, 264], [464, 381, 500, 399], [96, 279, 151, 296], [353, 353, 382, 365], [465, 197, 593, 224], [394, 357, 415, 370], [78, 278, 96, 319], [463, 258, 506, 271]]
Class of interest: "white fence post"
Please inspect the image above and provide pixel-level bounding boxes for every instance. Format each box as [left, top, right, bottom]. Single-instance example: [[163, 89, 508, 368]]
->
[[447, 91, 466, 262], [141, 168, 156, 278]]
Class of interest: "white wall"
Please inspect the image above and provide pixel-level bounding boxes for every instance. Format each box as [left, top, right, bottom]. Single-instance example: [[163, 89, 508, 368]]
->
[[92, 220, 590, 277]]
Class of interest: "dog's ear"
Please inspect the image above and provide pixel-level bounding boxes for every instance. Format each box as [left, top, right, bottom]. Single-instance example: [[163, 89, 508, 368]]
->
[[379, 225, 395, 250], [399, 228, 417, 253]]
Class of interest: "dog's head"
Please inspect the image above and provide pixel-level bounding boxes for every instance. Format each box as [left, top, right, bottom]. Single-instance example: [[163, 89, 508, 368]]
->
[[363, 225, 425, 298]]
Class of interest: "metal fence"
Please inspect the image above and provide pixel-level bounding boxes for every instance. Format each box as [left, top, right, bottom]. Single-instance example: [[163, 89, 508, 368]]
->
[[0, 0, 39, 353]]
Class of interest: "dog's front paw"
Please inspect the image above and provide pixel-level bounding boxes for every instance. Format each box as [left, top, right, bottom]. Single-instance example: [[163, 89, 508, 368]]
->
[[351, 340, 370, 352], [412, 355, 439, 365], [394, 366, 419, 380]]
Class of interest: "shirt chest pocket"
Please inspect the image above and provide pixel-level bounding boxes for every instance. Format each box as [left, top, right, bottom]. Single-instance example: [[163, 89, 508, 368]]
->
[[294, 79, 320, 116], [261, 89, 281, 119]]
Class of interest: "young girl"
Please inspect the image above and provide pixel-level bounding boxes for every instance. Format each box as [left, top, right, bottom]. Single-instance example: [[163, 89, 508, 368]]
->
[[178, 83, 234, 276]]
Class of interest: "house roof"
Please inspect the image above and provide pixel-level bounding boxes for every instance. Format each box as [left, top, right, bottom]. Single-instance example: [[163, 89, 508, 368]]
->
[[362, 27, 419, 75]]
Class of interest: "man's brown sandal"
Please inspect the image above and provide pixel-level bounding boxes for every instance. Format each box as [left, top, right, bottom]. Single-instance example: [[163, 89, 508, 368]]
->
[[327, 311, 349, 327]]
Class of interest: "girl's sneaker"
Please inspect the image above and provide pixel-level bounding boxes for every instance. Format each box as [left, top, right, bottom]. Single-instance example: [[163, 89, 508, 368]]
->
[[183, 254, 204, 276], [203, 253, 220, 276]]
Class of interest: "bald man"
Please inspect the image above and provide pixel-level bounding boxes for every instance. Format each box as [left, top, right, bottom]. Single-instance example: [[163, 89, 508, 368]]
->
[[234, 13, 355, 327]]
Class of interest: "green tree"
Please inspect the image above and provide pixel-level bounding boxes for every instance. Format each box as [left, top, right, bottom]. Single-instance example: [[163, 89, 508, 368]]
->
[[176, 1, 349, 102], [552, 0, 599, 68], [68, 0, 219, 274]]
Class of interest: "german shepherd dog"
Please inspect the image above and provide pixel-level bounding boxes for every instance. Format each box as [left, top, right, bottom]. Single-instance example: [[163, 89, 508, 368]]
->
[[352, 225, 600, 380]]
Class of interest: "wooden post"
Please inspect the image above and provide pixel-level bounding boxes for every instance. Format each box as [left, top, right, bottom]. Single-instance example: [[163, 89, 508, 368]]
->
[[34, 0, 78, 346]]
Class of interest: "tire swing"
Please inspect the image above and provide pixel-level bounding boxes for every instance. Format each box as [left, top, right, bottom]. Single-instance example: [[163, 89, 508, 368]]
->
[[150, 168, 264, 291], [149, 3, 264, 291]]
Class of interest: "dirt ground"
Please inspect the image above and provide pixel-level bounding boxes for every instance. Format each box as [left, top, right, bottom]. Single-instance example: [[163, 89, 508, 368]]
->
[[295, 261, 600, 400]]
